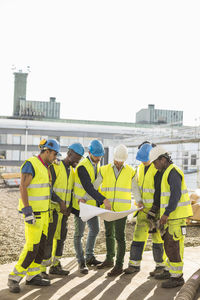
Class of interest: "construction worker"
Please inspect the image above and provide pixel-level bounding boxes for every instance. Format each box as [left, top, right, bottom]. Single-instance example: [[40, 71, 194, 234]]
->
[[124, 142, 166, 276], [8, 139, 61, 293], [92, 144, 142, 276], [72, 139, 111, 274], [41, 143, 85, 279], [149, 145, 193, 288]]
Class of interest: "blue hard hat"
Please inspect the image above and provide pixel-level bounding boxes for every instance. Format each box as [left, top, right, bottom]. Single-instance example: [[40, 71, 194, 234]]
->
[[88, 140, 105, 157], [39, 139, 61, 156], [68, 143, 85, 156], [136, 143, 153, 162]]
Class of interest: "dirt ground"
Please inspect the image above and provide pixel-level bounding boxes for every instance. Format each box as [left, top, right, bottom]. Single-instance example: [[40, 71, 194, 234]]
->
[[1, 187, 200, 265]]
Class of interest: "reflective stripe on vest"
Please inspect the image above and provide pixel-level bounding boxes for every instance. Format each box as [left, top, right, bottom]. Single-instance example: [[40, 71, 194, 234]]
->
[[160, 200, 191, 209], [101, 187, 132, 192], [160, 164, 193, 219], [107, 198, 132, 204], [137, 163, 157, 208], [73, 157, 100, 210], [52, 162, 74, 207], [100, 163, 136, 212], [161, 189, 188, 197], [18, 156, 50, 212]]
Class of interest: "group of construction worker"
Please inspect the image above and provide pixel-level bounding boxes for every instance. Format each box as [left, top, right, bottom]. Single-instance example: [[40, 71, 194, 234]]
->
[[7, 138, 193, 293]]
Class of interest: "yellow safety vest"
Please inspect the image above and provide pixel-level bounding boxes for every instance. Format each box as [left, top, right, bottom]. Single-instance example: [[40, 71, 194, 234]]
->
[[18, 156, 50, 212], [52, 162, 75, 207], [72, 157, 100, 210], [137, 163, 158, 209], [100, 163, 136, 212], [160, 164, 193, 219]]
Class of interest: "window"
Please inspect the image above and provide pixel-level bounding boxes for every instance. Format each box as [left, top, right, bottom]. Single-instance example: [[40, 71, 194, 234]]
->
[[0, 134, 6, 144], [0, 150, 6, 159], [191, 154, 197, 166], [12, 135, 21, 144], [33, 136, 41, 145], [12, 150, 20, 160]]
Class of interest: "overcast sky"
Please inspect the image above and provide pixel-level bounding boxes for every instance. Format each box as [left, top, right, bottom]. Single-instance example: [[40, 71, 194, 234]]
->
[[0, 0, 200, 126]]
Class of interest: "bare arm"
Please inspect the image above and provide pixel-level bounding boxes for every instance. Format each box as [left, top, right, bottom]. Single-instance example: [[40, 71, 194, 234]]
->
[[20, 173, 33, 207]]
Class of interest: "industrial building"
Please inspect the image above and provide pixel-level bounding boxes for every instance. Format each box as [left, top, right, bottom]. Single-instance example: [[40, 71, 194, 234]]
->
[[1, 70, 199, 190], [136, 104, 183, 125], [0, 116, 200, 189], [13, 69, 60, 119]]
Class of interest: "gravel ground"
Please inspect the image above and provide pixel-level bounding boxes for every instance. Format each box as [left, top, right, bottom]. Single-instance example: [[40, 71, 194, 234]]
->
[[1, 187, 200, 265]]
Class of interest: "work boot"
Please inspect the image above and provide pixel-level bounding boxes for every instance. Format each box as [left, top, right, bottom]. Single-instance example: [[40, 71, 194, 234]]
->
[[149, 266, 165, 277], [7, 279, 20, 293], [41, 271, 50, 280], [26, 274, 50, 286], [155, 270, 170, 280], [107, 265, 123, 277], [86, 256, 102, 266], [79, 262, 89, 274], [124, 266, 140, 274], [97, 260, 114, 269], [49, 262, 70, 276], [161, 276, 185, 288]]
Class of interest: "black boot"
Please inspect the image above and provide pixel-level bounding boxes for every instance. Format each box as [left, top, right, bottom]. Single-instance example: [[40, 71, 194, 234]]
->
[[7, 279, 20, 293], [26, 274, 50, 286], [79, 262, 89, 274], [155, 270, 170, 280], [86, 256, 102, 266], [149, 266, 165, 277], [124, 266, 140, 274], [49, 262, 70, 275], [161, 276, 185, 288]]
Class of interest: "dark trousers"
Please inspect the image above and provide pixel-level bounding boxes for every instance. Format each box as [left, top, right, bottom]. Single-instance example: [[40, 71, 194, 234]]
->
[[104, 217, 127, 268]]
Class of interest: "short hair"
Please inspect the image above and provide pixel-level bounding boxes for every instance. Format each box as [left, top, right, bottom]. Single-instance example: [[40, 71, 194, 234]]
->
[[158, 153, 173, 164]]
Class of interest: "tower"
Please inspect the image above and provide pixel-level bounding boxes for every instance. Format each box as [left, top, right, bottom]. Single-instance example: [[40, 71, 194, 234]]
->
[[13, 70, 28, 116]]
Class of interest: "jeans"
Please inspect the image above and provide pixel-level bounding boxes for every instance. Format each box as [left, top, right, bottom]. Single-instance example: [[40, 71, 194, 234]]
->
[[74, 215, 99, 264]]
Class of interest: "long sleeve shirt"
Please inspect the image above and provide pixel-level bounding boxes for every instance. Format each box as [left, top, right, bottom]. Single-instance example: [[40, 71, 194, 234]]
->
[[77, 157, 106, 206], [164, 167, 182, 216], [153, 170, 163, 208]]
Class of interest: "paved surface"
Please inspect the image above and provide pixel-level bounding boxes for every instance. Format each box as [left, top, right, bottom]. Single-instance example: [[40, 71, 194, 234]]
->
[[1, 247, 200, 300]]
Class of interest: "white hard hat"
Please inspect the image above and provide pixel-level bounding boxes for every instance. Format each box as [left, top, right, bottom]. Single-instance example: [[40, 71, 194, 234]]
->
[[149, 145, 168, 162], [114, 144, 128, 162]]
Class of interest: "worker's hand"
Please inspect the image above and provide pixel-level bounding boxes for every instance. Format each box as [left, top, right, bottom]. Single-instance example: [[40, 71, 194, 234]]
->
[[78, 198, 86, 204], [22, 206, 36, 224], [160, 214, 168, 225], [103, 199, 111, 210], [59, 200, 68, 215], [65, 207, 72, 217], [137, 201, 144, 210]]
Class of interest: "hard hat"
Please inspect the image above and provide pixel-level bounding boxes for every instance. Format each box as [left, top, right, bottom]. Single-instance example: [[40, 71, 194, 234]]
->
[[149, 145, 168, 162], [68, 143, 84, 156], [39, 139, 61, 156], [88, 140, 105, 157], [136, 143, 153, 162], [114, 144, 128, 162]]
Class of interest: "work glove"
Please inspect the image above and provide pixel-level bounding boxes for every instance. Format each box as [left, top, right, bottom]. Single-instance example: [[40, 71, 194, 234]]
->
[[157, 221, 166, 238], [147, 205, 159, 220], [22, 206, 36, 224]]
